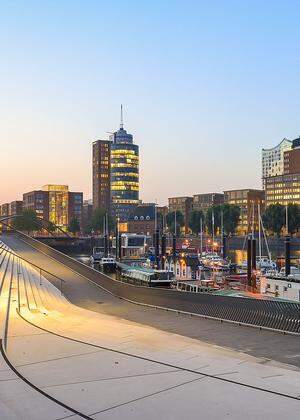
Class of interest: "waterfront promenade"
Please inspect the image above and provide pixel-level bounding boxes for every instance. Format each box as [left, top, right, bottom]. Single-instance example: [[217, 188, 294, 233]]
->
[[0, 234, 300, 419]]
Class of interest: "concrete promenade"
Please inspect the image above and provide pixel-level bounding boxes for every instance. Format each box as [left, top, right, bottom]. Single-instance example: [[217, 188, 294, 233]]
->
[[0, 235, 300, 419]]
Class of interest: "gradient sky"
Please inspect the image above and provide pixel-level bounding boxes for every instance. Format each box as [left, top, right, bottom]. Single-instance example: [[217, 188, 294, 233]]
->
[[1, 1, 300, 205]]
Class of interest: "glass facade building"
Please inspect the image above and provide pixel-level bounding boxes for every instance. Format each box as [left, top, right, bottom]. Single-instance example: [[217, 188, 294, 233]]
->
[[110, 124, 139, 221], [265, 174, 300, 206]]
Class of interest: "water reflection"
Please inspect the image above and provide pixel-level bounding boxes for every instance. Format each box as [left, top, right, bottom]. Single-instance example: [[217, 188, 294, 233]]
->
[[229, 249, 300, 265]]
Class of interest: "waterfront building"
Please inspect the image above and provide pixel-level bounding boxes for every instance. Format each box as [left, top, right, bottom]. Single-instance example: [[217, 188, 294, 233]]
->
[[23, 185, 83, 231], [92, 140, 111, 212], [224, 189, 265, 235], [82, 199, 93, 232], [262, 138, 292, 187], [192, 193, 224, 213], [109, 107, 139, 221], [0, 203, 10, 231], [23, 190, 49, 221], [0, 203, 9, 218], [168, 196, 193, 234], [284, 136, 300, 175], [165, 255, 201, 281], [265, 173, 300, 206], [127, 203, 155, 236], [67, 190, 83, 228], [157, 205, 168, 231], [43, 184, 69, 228], [9, 201, 23, 216]]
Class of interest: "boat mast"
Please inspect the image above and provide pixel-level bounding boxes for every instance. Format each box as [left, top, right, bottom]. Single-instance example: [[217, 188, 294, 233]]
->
[[221, 209, 223, 257], [258, 203, 262, 263], [200, 216, 203, 256], [251, 200, 255, 237], [212, 210, 215, 252], [174, 210, 177, 237], [286, 203, 289, 235], [259, 211, 271, 262]]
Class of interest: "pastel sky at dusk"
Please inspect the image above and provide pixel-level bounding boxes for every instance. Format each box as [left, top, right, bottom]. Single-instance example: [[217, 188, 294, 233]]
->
[[1, 0, 300, 205]]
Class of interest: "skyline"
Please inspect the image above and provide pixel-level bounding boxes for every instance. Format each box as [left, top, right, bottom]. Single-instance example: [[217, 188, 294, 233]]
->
[[2, 1, 300, 205]]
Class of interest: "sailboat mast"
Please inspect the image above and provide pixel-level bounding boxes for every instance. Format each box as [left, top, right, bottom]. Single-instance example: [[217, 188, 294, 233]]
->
[[200, 216, 203, 255], [258, 203, 262, 262], [286, 204, 289, 235], [221, 209, 223, 256], [212, 210, 215, 251]]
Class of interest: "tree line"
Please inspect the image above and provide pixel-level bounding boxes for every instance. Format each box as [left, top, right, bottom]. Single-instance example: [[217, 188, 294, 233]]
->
[[163, 204, 241, 236], [161, 202, 300, 237], [4, 202, 300, 237]]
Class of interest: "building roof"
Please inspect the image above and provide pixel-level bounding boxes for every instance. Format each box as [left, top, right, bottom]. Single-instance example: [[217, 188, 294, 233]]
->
[[262, 138, 292, 152], [128, 204, 155, 221]]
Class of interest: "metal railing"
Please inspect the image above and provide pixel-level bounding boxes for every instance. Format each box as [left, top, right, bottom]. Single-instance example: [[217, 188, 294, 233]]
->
[[0, 243, 66, 295]]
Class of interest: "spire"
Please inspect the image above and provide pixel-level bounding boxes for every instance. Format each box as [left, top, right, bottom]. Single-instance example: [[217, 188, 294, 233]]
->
[[120, 104, 124, 129]]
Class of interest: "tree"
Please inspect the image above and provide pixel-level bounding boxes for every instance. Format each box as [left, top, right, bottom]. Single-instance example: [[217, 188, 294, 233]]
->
[[68, 217, 80, 234], [90, 208, 115, 234], [287, 203, 300, 236], [47, 221, 57, 234], [12, 209, 39, 234], [263, 204, 285, 236], [189, 210, 205, 235], [166, 211, 184, 235], [156, 211, 164, 231], [222, 204, 240, 235]]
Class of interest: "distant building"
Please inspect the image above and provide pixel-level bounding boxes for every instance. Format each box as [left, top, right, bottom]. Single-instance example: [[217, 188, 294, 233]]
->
[[23, 185, 83, 231], [82, 200, 93, 232], [264, 136, 300, 207], [9, 200, 23, 216], [157, 205, 168, 231], [67, 190, 83, 228], [127, 203, 155, 236], [192, 193, 224, 213], [0, 203, 9, 217], [92, 140, 111, 212], [109, 107, 139, 221], [23, 190, 50, 221], [265, 173, 300, 206], [284, 136, 300, 175], [224, 189, 265, 235], [262, 138, 292, 187], [168, 196, 193, 234], [0, 203, 10, 231]]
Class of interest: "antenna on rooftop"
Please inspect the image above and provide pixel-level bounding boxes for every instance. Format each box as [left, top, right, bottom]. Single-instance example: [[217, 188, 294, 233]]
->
[[120, 104, 124, 129]]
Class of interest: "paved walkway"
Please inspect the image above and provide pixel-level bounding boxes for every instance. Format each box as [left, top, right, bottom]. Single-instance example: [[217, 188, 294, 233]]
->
[[0, 237, 300, 419], [2, 234, 300, 369]]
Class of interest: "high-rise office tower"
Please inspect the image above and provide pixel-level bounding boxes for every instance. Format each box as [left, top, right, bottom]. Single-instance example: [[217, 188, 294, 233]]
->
[[92, 140, 111, 212], [109, 106, 139, 221]]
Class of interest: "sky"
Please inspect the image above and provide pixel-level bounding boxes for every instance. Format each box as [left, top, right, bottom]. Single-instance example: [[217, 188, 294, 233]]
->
[[1, 0, 300, 205]]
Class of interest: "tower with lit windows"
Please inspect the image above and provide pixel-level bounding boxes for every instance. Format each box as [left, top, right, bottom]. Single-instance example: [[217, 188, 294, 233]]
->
[[109, 106, 139, 221]]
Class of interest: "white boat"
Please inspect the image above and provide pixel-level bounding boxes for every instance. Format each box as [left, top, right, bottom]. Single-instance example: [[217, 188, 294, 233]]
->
[[99, 256, 116, 272], [279, 266, 300, 279], [200, 253, 231, 270], [90, 247, 103, 265], [239, 256, 276, 272], [121, 266, 174, 287]]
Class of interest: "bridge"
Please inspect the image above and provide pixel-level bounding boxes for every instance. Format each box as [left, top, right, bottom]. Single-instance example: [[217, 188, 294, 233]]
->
[[0, 232, 300, 419]]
